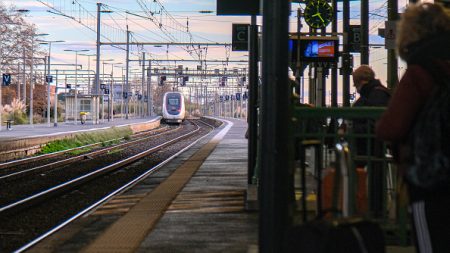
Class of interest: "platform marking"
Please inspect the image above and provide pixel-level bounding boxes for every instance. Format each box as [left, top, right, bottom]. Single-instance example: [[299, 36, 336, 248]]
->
[[81, 120, 233, 253]]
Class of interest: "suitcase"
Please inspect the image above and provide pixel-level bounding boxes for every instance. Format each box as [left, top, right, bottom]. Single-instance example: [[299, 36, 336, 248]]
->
[[322, 167, 368, 216], [285, 140, 385, 253]]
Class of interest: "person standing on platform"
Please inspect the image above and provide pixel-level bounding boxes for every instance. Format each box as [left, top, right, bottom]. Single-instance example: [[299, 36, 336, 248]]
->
[[352, 65, 390, 108], [376, 2, 450, 252], [351, 65, 391, 218]]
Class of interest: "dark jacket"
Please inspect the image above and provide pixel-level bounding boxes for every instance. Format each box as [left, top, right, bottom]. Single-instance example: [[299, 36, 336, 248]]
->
[[376, 33, 450, 201], [353, 79, 390, 107], [352, 79, 390, 165]]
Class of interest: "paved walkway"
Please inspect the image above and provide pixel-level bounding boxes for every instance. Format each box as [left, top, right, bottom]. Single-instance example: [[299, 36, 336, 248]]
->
[[0, 117, 160, 141], [136, 118, 257, 252]]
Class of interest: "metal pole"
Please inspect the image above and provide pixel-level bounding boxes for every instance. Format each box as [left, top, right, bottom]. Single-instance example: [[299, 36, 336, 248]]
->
[[95, 3, 102, 124], [141, 52, 145, 118], [121, 71, 124, 118], [260, 0, 291, 251], [102, 62, 105, 122], [342, 0, 351, 106], [110, 66, 114, 121], [147, 60, 153, 116], [248, 15, 258, 185], [47, 43, 52, 126], [64, 75, 68, 123], [88, 55, 91, 94], [54, 69, 58, 126], [108, 74, 111, 121], [387, 0, 399, 89], [30, 40, 34, 126], [361, 0, 369, 64], [331, 0, 338, 107], [316, 67, 324, 106], [75, 52, 78, 125], [17, 62, 21, 100], [125, 27, 130, 119], [22, 48, 26, 102]]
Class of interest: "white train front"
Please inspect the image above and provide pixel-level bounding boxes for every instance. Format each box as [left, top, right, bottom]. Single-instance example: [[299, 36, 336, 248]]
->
[[162, 92, 186, 123]]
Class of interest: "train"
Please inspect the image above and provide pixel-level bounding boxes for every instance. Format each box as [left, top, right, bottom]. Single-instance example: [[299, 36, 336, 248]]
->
[[162, 91, 186, 124]]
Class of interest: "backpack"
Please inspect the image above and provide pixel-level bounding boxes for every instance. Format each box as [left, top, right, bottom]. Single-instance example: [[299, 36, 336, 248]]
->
[[406, 63, 450, 190]]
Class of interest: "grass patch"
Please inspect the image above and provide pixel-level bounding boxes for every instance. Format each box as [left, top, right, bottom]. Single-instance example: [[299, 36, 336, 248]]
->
[[39, 127, 133, 155], [69, 147, 92, 156], [107, 149, 123, 155]]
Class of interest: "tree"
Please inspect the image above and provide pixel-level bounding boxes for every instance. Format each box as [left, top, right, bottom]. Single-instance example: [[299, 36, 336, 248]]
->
[[0, 2, 46, 105], [32, 84, 47, 117], [152, 82, 173, 115]]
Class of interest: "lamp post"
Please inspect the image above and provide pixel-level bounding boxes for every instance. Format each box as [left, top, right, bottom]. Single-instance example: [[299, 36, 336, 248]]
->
[[105, 62, 122, 121], [94, 3, 113, 124], [115, 66, 126, 118], [38, 39, 64, 126], [100, 59, 114, 122], [79, 53, 96, 94], [27, 33, 49, 126], [64, 49, 89, 125]]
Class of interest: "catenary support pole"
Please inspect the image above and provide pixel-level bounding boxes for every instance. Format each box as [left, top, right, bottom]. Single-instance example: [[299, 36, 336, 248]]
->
[[147, 60, 153, 116], [54, 70, 58, 126], [47, 53, 51, 126], [22, 49, 26, 102], [95, 3, 102, 124], [125, 27, 130, 120], [30, 44, 34, 126], [141, 52, 145, 118]]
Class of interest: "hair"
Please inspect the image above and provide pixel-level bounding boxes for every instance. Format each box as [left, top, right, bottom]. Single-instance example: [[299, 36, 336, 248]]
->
[[397, 3, 450, 60], [352, 65, 375, 83]]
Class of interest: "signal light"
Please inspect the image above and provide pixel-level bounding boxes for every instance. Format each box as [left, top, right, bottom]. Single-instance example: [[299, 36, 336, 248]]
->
[[159, 75, 166, 86]]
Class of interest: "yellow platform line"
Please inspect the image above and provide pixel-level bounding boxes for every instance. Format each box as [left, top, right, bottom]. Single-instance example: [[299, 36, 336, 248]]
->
[[81, 126, 229, 253]]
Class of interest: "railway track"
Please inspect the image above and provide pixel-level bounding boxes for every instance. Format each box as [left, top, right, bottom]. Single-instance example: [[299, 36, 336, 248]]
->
[[0, 119, 217, 252], [0, 124, 175, 173], [0, 125, 180, 181]]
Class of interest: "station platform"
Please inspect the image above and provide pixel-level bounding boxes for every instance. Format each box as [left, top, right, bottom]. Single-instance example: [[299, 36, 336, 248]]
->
[[27, 117, 258, 253], [0, 117, 160, 141], [0, 117, 161, 162]]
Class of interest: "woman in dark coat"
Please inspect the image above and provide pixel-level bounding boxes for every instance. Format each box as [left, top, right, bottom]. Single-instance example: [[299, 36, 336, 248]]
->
[[376, 3, 450, 252]]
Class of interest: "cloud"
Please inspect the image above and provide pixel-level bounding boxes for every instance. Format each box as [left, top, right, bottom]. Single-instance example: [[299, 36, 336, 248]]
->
[[2, 0, 49, 12]]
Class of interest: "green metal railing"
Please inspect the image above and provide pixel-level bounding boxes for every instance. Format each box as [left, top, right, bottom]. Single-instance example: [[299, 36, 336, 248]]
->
[[290, 106, 408, 245]]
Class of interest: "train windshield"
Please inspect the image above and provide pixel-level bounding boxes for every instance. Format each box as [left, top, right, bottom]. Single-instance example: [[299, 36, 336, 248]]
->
[[168, 98, 179, 106]]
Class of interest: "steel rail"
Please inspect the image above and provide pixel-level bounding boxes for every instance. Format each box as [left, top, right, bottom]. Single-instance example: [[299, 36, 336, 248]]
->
[[0, 125, 179, 181], [0, 122, 201, 215], [14, 119, 220, 253], [0, 125, 172, 171]]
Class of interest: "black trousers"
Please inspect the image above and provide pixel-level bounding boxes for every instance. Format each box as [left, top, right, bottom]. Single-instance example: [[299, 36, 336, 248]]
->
[[410, 196, 450, 253]]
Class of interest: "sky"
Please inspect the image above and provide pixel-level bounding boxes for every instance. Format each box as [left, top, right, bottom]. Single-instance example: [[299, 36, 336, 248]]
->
[[3, 0, 415, 104], [3, 0, 251, 71]]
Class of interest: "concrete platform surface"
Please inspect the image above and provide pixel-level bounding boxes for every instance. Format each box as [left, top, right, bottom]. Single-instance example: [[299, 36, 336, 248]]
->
[[137, 118, 257, 253], [27, 117, 257, 253]]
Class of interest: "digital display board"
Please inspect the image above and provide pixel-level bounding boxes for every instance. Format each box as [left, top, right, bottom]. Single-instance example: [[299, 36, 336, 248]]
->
[[289, 36, 339, 63]]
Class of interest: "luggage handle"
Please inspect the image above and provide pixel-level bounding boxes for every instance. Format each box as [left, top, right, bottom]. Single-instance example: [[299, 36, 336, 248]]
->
[[300, 139, 354, 220], [334, 140, 353, 218]]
